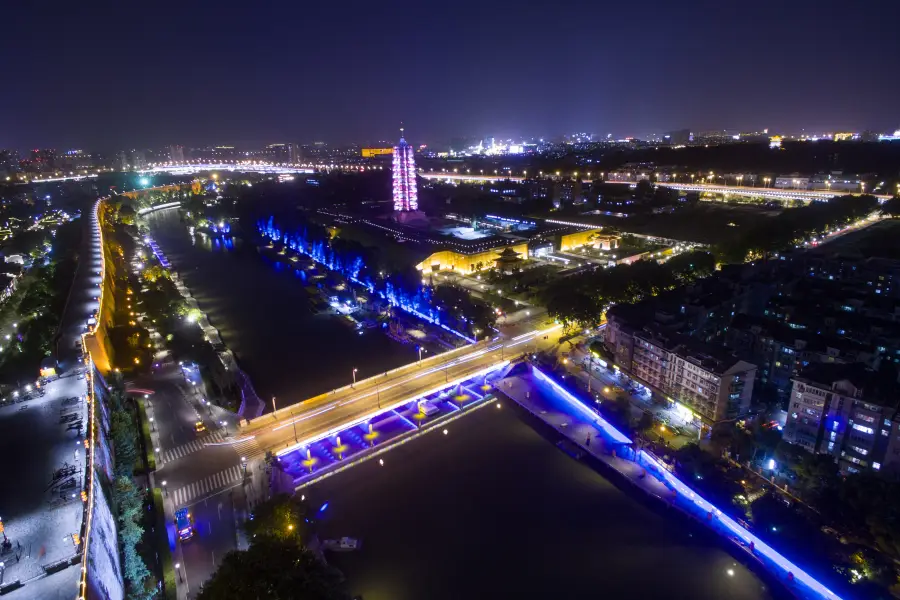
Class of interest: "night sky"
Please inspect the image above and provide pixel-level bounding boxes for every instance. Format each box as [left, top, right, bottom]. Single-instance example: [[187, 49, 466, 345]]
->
[[4, 0, 899, 150]]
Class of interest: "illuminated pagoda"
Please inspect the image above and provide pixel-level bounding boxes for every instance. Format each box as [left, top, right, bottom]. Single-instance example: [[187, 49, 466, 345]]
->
[[392, 128, 418, 212]]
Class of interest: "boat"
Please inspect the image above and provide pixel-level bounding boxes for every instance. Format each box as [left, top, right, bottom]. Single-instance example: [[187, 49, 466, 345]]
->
[[322, 537, 361, 552]]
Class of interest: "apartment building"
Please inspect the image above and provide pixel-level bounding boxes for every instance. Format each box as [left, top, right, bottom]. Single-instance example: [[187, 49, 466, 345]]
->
[[784, 363, 900, 476]]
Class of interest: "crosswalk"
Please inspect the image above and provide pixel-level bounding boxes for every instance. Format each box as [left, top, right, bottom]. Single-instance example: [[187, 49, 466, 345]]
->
[[171, 465, 244, 507], [228, 436, 263, 461], [161, 429, 227, 464]]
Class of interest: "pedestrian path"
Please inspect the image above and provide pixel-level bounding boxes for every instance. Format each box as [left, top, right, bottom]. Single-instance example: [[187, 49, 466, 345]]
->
[[161, 428, 227, 464], [171, 464, 244, 507], [229, 436, 263, 461]]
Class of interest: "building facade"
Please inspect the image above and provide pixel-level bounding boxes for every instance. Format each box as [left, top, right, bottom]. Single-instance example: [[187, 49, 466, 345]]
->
[[784, 364, 900, 476]]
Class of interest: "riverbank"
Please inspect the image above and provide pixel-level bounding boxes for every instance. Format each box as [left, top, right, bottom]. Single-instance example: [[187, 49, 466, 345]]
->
[[143, 234, 264, 418]]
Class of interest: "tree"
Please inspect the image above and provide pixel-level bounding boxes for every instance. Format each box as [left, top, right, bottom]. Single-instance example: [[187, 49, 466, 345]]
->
[[197, 538, 349, 600], [118, 204, 136, 225], [141, 264, 169, 284], [665, 250, 716, 283], [636, 411, 654, 435], [244, 494, 307, 542], [113, 476, 154, 596], [881, 197, 900, 218], [634, 179, 654, 200], [109, 410, 138, 478]]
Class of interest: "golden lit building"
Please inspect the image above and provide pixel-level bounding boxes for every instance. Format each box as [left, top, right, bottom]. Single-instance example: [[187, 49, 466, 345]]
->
[[416, 242, 528, 274], [361, 148, 393, 158], [559, 228, 614, 251]]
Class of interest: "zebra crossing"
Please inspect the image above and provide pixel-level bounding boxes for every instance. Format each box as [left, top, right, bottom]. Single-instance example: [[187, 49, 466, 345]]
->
[[161, 429, 226, 464], [228, 436, 263, 461], [171, 465, 244, 507]]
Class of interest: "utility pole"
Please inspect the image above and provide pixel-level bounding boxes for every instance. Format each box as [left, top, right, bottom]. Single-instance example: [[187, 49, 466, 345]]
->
[[587, 352, 594, 394]]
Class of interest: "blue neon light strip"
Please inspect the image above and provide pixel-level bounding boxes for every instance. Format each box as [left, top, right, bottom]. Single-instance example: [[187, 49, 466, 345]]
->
[[532, 365, 842, 600], [395, 410, 419, 430], [276, 360, 509, 457], [260, 227, 476, 344], [639, 451, 840, 599], [531, 366, 632, 444]]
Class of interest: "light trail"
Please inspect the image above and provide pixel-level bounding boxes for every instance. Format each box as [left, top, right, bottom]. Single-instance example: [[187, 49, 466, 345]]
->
[[276, 360, 510, 456]]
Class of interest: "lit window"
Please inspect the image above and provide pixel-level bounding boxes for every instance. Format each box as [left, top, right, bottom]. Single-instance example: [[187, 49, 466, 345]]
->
[[852, 424, 874, 434], [873, 462, 881, 470]]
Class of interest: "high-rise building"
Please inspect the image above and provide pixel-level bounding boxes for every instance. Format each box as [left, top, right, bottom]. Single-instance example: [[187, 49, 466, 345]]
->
[[169, 145, 184, 162], [392, 130, 418, 212], [287, 142, 299, 164], [132, 150, 148, 170], [0, 149, 20, 177], [29, 148, 58, 172], [664, 129, 692, 145]]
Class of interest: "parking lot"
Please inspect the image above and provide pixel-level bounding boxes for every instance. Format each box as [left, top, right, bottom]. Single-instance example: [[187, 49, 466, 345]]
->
[[0, 373, 87, 592]]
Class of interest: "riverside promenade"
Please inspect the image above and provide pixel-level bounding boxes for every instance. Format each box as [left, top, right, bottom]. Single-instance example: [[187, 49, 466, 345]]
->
[[498, 364, 843, 600]]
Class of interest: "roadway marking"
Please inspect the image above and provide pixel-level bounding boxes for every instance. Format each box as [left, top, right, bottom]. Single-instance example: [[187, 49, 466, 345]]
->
[[161, 429, 226, 464], [171, 465, 243, 507], [228, 436, 263, 461]]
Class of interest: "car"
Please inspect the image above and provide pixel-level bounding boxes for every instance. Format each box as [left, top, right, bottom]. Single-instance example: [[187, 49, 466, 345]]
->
[[175, 508, 194, 541], [194, 421, 207, 434]]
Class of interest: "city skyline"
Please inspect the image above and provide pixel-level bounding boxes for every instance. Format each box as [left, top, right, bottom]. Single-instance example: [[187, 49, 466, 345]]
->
[[3, 1, 899, 150]]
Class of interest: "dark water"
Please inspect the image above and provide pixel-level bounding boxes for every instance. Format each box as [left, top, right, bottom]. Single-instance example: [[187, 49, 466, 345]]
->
[[144, 208, 416, 408], [309, 405, 776, 600]]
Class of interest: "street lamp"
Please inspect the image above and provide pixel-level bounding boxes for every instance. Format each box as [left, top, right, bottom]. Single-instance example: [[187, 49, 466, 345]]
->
[[162, 480, 167, 496], [352, 368, 358, 386], [271, 396, 277, 418]]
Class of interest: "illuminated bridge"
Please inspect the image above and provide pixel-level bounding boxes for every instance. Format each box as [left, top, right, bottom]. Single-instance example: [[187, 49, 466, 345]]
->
[[139, 162, 316, 176], [139, 161, 383, 176], [234, 326, 563, 460], [418, 171, 890, 203]]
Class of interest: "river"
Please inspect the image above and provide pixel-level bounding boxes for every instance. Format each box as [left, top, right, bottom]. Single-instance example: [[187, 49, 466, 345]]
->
[[309, 403, 778, 600], [144, 207, 417, 409]]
